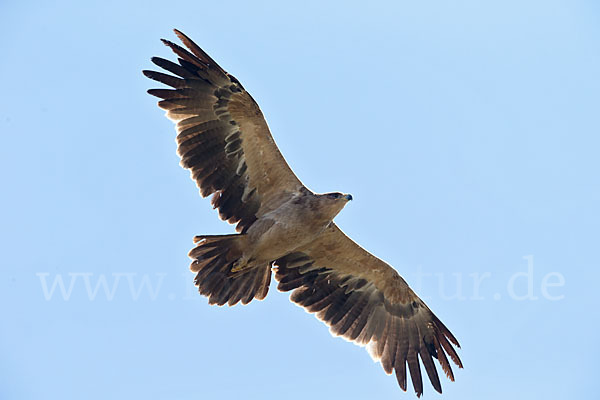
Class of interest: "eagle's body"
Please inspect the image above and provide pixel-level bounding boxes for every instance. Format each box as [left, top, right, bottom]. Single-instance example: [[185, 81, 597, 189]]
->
[[145, 30, 463, 397], [191, 188, 351, 300], [242, 189, 348, 263]]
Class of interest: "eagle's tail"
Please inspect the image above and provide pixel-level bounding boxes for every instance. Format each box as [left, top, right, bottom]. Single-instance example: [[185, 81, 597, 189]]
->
[[188, 234, 271, 306]]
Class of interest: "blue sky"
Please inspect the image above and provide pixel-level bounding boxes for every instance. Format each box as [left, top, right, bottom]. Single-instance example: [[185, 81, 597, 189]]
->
[[1, 0, 599, 398]]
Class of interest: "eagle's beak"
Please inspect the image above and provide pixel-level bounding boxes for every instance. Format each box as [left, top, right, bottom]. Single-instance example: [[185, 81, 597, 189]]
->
[[345, 194, 353, 201]]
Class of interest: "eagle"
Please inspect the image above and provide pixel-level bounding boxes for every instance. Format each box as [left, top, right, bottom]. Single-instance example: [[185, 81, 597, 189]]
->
[[144, 30, 462, 396]]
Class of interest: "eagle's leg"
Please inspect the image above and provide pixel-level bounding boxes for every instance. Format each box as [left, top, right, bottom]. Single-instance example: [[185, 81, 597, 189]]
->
[[231, 256, 252, 273]]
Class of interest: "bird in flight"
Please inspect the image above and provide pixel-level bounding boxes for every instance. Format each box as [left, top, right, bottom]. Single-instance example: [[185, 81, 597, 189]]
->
[[144, 30, 462, 396]]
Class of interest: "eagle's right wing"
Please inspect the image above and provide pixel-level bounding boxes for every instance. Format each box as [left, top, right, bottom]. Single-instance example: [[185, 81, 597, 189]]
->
[[144, 30, 306, 233]]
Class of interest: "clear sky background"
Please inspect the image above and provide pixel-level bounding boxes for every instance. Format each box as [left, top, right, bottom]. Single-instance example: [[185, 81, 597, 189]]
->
[[1, 1, 599, 399]]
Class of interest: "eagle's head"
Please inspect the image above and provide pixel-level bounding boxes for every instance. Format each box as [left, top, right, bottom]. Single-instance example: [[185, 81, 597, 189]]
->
[[325, 192, 353, 202], [315, 192, 353, 220]]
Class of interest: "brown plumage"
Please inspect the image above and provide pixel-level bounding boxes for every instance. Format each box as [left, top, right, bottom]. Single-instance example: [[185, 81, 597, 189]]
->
[[144, 29, 462, 396]]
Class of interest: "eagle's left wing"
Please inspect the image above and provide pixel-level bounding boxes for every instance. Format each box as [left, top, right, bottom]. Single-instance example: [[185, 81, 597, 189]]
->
[[274, 224, 462, 397]]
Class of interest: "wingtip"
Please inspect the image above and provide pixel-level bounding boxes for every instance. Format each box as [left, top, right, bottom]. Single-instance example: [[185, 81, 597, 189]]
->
[[147, 88, 169, 98], [160, 38, 174, 47], [168, 29, 226, 75], [173, 29, 192, 47], [449, 335, 461, 348], [173, 28, 186, 40]]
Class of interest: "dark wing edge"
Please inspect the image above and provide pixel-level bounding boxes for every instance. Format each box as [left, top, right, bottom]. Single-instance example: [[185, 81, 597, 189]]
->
[[273, 225, 462, 397], [143, 29, 304, 233]]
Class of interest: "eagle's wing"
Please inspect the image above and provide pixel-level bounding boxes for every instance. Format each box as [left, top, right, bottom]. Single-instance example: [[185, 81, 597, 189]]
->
[[144, 30, 305, 233], [274, 224, 462, 397]]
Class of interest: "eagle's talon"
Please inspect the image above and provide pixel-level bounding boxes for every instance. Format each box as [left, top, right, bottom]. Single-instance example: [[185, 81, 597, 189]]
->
[[231, 264, 242, 273], [231, 258, 248, 273]]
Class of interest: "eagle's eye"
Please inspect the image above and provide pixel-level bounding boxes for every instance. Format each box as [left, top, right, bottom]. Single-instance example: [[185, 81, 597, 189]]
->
[[329, 193, 341, 199]]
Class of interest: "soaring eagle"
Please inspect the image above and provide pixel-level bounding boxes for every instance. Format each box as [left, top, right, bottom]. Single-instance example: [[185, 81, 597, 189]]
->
[[144, 30, 462, 396]]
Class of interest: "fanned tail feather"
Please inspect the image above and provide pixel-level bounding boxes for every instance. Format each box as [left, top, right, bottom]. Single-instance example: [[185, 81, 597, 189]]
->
[[189, 234, 271, 306]]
